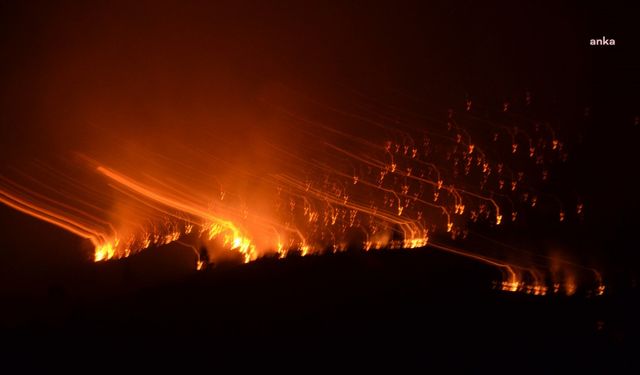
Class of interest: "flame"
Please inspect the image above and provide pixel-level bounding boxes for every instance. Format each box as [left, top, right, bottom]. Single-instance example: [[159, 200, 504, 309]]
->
[[94, 240, 117, 262], [0, 85, 604, 296]]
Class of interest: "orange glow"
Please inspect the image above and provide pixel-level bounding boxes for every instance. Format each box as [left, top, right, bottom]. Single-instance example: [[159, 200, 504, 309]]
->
[[0, 85, 604, 296]]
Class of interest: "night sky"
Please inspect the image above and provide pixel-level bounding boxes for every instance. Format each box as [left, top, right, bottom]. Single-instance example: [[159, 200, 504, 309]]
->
[[0, 1, 638, 369]]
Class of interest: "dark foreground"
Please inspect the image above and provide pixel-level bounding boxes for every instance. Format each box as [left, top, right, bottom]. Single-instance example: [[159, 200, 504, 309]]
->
[[1, 248, 638, 372]]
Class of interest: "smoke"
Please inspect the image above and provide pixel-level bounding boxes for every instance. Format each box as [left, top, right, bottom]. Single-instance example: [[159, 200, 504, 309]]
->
[[0, 2, 606, 296]]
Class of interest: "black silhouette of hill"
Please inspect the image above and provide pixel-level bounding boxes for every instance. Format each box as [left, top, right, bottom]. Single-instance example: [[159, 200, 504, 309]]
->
[[1, 207, 638, 371]]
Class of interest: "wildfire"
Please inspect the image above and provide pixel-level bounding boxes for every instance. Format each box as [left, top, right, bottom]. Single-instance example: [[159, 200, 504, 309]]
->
[[94, 240, 117, 262], [0, 86, 604, 296]]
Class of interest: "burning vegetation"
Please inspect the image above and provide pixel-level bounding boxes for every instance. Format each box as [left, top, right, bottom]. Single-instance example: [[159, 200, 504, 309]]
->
[[0, 83, 604, 297]]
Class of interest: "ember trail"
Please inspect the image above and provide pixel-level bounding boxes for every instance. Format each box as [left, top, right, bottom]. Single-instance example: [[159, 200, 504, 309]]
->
[[0, 86, 604, 297]]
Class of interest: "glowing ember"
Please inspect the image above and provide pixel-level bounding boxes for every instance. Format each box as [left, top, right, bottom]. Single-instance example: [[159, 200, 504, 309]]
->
[[0, 87, 605, 296]]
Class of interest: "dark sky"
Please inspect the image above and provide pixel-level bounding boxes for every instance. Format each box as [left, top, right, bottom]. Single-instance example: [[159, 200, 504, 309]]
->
[[0, 1, 637, 296], [0, 0, 634, 153]]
